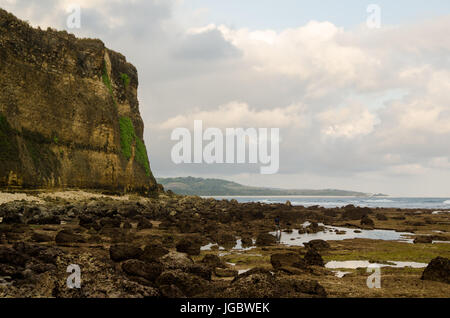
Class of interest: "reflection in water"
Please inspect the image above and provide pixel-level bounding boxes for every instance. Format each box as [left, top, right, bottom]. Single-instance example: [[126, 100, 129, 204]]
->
[[325, 260, 427, 269], [270, 223, 415, 247], [275, 230, 282, 243]]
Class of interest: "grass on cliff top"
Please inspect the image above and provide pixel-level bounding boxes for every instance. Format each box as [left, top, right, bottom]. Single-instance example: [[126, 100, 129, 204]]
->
[[119, 116, 150, 176]]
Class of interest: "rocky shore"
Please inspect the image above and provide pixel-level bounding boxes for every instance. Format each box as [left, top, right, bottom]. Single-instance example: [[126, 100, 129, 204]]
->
[[0, 191, 449, 298]]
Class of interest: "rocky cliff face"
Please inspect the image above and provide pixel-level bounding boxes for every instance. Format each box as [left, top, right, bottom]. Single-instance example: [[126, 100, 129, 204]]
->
[[0, 9, 157, 194]]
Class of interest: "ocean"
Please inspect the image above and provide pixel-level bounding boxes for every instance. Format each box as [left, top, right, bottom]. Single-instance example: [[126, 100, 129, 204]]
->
[[209, 196, 450, 210]]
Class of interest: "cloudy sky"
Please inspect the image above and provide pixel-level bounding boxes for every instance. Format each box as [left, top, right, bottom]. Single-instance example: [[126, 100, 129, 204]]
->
[[2, 0, 450, 196]]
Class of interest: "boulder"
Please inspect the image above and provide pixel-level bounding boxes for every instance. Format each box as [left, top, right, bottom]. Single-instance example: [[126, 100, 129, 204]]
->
[[55, 230, 86, 244], [240, 235, 253, 247], [140, 244, 169, 262], [270, 253, 307, 270], [421, 257, 449, 284], [99, 217, 122, 228], [176, 238, 201, 256], [256, 233, 277, 246], [122, 259, 163, 282], [159, 284, 185, 298], [305, 222, 325, 234], [110, 244, 143, 262], [342, 206, 371, 220], [0, 263, 22, 278], [31, 232, 53, 242], [201, 254, 227, 269], [223, 269, 280, 298], [156, 270, 209, 297], [304, 239, 330, 251], [360, 215, 375, 228], [0, 246, 28, 266], [160, 251, 194, 270], [137, 218, 153, 230], [304, 249, 324, 267], [414, 236, 433, 244], [375, 213, 388, 221], [217, 232, 236, 248], [186, 264, 212, 281]]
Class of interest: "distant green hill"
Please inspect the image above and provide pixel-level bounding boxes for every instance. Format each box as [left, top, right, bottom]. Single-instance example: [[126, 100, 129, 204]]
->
[[157, 177, 383, 197]]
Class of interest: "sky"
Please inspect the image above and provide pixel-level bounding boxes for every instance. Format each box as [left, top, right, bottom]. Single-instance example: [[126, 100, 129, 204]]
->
[[1, 0, 450, 196]]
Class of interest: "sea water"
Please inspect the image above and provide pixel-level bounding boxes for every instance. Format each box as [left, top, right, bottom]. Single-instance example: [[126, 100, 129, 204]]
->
[[210, 196, 450, 210]]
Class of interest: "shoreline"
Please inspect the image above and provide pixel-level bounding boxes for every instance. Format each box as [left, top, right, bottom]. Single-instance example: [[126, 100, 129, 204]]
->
[[0, 191, 448, 297]]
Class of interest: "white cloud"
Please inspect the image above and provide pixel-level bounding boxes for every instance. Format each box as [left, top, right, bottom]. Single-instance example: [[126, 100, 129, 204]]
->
[[157, 101, 307, 130], [318, 103, 377, 138], [3, 1, 450, 195]]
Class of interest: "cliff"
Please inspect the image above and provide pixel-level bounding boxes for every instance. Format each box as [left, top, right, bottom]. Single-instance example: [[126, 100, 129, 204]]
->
[[0, 9, 157, 194]]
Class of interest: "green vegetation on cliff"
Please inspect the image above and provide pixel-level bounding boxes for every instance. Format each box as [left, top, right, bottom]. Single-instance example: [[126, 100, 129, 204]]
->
[[119, 117, 134, 159], [119, 116, 150, 176], [102, 63, 113, 96], [120, 73, 130, 88], [157, 176, 377, 196], [135, 137, 150, 176]]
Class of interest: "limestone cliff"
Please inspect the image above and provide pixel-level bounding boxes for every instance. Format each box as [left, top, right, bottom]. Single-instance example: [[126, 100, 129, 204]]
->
[[0, 9, 157, 194]]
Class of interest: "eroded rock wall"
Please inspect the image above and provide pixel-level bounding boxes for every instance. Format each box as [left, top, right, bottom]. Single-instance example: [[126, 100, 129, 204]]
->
[[0, 9, 157, 194]]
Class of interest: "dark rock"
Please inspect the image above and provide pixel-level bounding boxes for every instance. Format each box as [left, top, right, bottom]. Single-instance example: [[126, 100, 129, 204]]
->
[[110, 244, 143, 262], [223, 271, 279, 297], [304, 249, 324, 267], [0, 246, 29, 266], [421, 257, 449, 284], [99, 217, 121, 228], [216, 232, 236, 248], [201, 254, 226, 269], [122, 221, 132, 229], [225, 267, 327, 298], [140, 244, 169, 262], [160, 251, 194, 270], [122, 259, 163, 282], [0, 263, 22, 278], [375, 213, 388, 221], [305, 222, 325, 234], [176, 238, 200, 256], [137, 218, 153, 230], [187, 264, 212, 281], [78, 214, 94, 229], [37, 248, 62, 265], [31, 232, 53, 242], [240, 235, 253, 247], [55, 230, 86, 244], [279, 278, 327, 298], [414, 236, 433, 244], [342, 206, 371, 220], [27, 262, 56, 274], [256, 233, 277, 246], [304, 239, 330, 251], [156, 270, 209, 297], [159, 284, 186, 298], [270, 253, 307, 270], [360, 215, 375, 227]]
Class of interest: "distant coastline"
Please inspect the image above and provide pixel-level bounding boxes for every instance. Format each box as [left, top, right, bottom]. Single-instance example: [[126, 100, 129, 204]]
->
[[157, 176, 387, 197]]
